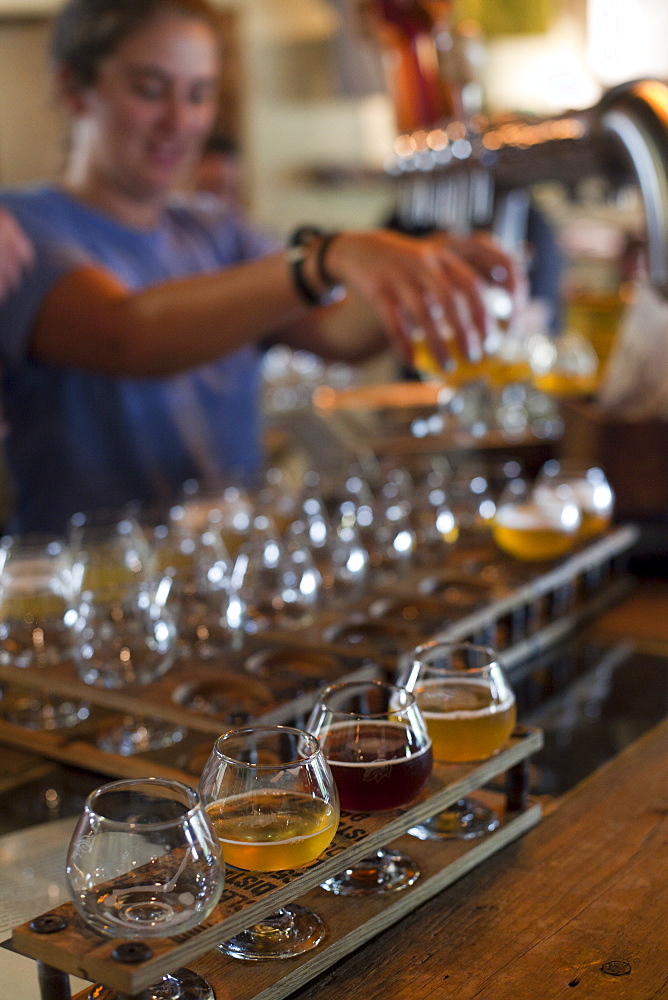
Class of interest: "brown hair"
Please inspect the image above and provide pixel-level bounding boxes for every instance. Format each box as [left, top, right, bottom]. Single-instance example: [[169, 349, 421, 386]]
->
[[50, 0, 221, 89]]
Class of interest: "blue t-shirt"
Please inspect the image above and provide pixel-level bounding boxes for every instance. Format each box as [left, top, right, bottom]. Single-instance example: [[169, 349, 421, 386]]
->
[[0, 185, 278, 533]]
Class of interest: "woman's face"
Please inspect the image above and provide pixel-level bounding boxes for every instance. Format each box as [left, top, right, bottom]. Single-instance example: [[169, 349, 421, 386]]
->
[[72, 11, 220, 202]]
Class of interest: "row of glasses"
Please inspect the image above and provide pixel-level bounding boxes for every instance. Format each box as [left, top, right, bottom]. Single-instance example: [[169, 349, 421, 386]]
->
[[62, 642, 518, 997], [0, 511, 186, 752]]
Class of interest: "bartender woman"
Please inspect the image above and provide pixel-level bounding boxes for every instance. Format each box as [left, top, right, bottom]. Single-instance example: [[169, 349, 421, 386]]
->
[[0, 0, 516, 533]]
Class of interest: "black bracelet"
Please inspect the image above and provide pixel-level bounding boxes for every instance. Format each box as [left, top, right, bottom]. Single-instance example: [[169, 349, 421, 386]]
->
[[288, 226, 344, 307], [316, 231, 340, 288]]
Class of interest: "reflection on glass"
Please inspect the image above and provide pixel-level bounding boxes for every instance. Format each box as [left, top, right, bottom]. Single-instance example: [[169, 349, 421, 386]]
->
[[398, 641, 516, 840], [65, 777, 224, 1000], [307, 680, 431, 895], [199, 725, 339, 960], [493, 477, 581, 561]]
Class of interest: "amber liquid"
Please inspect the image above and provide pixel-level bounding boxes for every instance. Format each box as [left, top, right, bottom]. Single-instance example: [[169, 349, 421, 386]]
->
[[206, 790, 339, 871], [493, 503, 578, 561], [412, 334, 491, 385], [0, 592, 67, 619], [579, 511, 611, 539], [535, 481, 612, 540], [415, 678, 516, 762], [532, 371, 598, 397]]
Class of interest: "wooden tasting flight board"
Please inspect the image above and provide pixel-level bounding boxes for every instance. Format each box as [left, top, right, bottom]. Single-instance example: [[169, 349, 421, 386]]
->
[[13, 729, 543, 1000]]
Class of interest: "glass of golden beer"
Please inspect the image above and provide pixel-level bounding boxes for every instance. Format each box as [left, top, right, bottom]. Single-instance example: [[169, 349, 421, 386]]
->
[[198, 724, 339, 959], [535, 461, 614, 539], [492, 478, 582, 561], [397, 641, 516, 840]]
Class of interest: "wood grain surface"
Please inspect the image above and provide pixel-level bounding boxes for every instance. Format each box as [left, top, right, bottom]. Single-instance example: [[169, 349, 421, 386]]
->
[[285, 713, 668, 1000]]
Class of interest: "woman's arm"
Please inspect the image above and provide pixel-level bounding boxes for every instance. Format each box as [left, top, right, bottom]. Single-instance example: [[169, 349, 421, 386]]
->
[[29, 228, 516, 377]]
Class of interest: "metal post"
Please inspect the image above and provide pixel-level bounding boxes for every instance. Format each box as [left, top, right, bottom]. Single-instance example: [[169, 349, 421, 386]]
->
[[36, 962, 72, 1000]]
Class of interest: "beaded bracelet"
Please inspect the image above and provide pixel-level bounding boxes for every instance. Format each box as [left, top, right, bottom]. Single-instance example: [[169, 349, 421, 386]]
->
[[288, 226, 345, 307]]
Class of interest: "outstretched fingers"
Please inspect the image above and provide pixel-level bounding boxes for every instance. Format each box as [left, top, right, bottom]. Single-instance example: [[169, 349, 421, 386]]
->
[[0, 208, 34, 300]]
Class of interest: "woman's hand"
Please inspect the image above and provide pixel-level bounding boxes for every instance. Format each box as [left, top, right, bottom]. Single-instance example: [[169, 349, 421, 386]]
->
[[0, 207, 34, 302], [324, 229, 519, 369]]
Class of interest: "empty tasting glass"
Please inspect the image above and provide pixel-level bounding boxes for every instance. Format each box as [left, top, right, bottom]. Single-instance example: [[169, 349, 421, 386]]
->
[[150, 505, 243, 661], [198, 725, 339, 960], [306, 680, 432, 895], [397, 641, 516, 840], [232, 514, 321, 633], [65, 777, 224, 1000], [68, 510, 178, 689], [67, 510, 183, 753], [290, 501, 369, 611]]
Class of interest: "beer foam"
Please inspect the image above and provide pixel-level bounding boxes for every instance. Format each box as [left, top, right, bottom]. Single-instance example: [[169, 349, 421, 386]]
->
[[495, 502, 568, 531], [321, 720, 430, 767], [419, 693, 515, 721], [415, 677, 515, 720]]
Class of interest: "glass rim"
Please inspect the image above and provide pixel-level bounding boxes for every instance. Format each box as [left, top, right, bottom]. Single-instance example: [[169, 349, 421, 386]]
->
[[212, 724, 321, 768], [410, 640, 501, 672], [84, 776, 201, 828], [315, 679, 416, 718]]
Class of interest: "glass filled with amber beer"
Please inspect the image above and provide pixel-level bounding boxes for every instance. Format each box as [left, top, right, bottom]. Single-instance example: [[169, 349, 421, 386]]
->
[[198, 725, 339, 959], [493, 477, 582, 561], [535, 461, 614, 540], [397, 641, 516, 839]]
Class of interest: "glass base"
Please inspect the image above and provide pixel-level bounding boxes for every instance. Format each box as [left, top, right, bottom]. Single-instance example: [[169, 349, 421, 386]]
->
[[1, 693, 90, 731], [88, 969, 215, 1000], [408, 797, 500, 841], [218, 904, 325, 960], [95, 717, 186, 755], [319, 847, 420, 895]]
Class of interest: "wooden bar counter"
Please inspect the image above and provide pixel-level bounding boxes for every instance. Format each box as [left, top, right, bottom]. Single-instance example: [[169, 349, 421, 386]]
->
[[287, 710, 668, 1000]]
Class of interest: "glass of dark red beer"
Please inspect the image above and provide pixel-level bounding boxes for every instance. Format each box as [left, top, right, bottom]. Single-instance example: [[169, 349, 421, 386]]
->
[[306, 679, 432, 894]]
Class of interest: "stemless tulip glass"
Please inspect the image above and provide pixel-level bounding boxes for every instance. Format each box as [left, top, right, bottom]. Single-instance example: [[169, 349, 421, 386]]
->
[[292, 503, 369, 611], [65, 777, 224, 1000], [68, 509, 156, 600], [198, 725, 339, 960], [398, 641, 516, 840], [535, 460, 615, 539], [68, 510, 183, 751], [232, 514, 321, 633], [0, 533, 73, 668], [492, 477, 582, 561], [306, 680, 432, 895], [0, 533, 89, 729]]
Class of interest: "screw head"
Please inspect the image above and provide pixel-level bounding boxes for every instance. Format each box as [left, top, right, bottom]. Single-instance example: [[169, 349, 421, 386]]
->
[[29, 915, 68, 934], [111, 942, 153, 964]]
